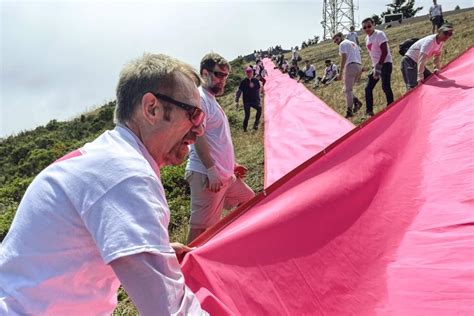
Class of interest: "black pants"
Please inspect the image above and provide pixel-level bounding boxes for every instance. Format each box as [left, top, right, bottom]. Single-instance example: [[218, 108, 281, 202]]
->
[[298, 70, 315, 82], [365, 62, 394, 112], [243, 103, 262, 131]]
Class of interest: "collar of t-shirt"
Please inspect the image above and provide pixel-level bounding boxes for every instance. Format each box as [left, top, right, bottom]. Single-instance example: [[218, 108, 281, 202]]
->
[[115, 124, 161, 178]]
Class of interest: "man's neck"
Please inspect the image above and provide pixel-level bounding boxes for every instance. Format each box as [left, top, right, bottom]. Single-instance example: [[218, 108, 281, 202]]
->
[[203, 86, 216, 97]]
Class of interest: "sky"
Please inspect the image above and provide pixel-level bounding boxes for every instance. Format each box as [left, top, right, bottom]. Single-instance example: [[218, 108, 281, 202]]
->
[[1, 0, 472, 138]]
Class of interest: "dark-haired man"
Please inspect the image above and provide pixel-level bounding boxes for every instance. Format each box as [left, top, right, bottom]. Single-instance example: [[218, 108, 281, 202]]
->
[[186, 53, 255, 243], [0, 53, 208, 315], [236, 67, 262, 132], [401, 23, 454, 91], [362, 17, 394, 117]]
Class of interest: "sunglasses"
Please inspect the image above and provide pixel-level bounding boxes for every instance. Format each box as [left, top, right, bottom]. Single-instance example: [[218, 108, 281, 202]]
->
[[150, 92, 205, 127], [207, 69, 229, 79], [443, 30, 453, 36]]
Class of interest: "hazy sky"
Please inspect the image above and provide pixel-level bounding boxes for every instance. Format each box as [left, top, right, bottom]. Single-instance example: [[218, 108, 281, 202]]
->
[[1, 0, 471, 137]]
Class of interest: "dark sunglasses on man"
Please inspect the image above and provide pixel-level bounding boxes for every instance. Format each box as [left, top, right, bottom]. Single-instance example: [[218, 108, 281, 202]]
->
[[150, 92, 205, 127]]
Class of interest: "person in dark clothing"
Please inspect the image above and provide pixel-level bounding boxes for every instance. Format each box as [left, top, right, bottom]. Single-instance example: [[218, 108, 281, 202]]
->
[[235, 67, 262, 131], [289, 60, 299, 79]]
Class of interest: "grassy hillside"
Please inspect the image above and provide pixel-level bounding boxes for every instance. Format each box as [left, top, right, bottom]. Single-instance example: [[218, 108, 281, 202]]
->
[[0, 9, 472, 315]]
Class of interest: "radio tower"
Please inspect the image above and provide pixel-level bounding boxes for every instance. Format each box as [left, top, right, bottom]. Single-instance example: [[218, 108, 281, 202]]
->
[[321, 0, 356, 40]]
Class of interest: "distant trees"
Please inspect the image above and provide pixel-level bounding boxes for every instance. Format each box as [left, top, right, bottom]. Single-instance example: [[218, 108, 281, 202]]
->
[[455, 5, 461, 10], [382, 0, 423, 20]]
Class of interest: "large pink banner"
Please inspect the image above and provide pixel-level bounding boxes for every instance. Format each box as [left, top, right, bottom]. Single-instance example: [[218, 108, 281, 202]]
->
[[182, 48, 474, 315], [262, 58, 354, 187]]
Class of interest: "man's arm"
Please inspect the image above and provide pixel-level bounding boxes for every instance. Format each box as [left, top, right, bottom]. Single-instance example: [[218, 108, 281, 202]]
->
[[194, 135, 223, 192], [111, 252, 207, 316], [338, 53, 347, 80]]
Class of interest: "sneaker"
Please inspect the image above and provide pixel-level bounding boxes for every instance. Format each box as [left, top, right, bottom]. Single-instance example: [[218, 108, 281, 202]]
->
[[366, 110, 374, 117], [253, 125, 259, 131], [345, 109, 354, 118], [353, 98, 363, 113]]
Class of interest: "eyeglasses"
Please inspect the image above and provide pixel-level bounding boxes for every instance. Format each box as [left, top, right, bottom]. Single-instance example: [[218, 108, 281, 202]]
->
[[443, 30, 453, 36], [150, 92, 205, 127], [207, 69, 229, 79], [362, 24, 372, 30]]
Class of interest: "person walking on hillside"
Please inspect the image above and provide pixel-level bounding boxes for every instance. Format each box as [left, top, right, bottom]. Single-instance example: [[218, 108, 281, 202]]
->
[[236, 67, 262, 132], [362, 17, 394, 117], [333, 32, 363, 118], [346, 26, 360, 46], [401, 23, 454, 91], [0, 53, 208, 315], [291, 46, 301, 65], [185, 53, 255, 243], [429, 0, 443, 34]]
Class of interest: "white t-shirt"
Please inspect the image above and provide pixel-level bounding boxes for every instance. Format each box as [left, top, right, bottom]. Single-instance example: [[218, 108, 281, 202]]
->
[[0, 126, 204, 315], [324, 63, 338, 79], [365, 30, 393, 66], [430, 4, 442, 16], [187, 87, 235, 179], [339, 39, 362, 66], [405, 34, 444, 63], [304, 65, 316, 77], [346, 31, 358, 44]]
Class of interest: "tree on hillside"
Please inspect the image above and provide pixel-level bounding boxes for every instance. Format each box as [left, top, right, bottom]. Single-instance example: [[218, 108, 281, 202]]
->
[[382, 0, 423, 19], [371, 14, 383, 25], [454, 5, 461, 10]]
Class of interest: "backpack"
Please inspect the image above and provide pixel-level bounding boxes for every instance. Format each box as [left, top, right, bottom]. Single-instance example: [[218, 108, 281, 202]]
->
[[399, 38, 419, 56]]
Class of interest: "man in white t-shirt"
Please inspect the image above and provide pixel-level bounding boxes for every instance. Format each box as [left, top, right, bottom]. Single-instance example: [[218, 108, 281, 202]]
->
[[346, 26, 360, 46], [401, 23, 454, 91], [362, 17, 394, 117], [317, 59, 339, 86], [185, 53, 255, 243], [429, 0, 443, 33], [298, 60, 317, 83], [333, 32, 363, 118], [0, 54, 209, 315]]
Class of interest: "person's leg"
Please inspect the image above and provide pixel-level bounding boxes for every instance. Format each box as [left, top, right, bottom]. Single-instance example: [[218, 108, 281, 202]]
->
[[381, 62, 394, 106], [243, 103, 251, 132], [251, 103, 262, 129], [365, 69, 379, 114], [401, 56, 414, 91], [186, 171, 229, 243], [344, 64, 357, 117], [423, 68, 433, 80], [223, 177, 255, 211]]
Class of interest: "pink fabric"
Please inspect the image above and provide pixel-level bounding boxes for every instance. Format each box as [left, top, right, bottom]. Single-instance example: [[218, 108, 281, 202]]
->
[[262, 58, 354, 188], [182, 47, 474, 315]]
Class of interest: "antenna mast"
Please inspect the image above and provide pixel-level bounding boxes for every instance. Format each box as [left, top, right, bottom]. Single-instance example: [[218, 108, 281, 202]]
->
[[321, 0, 356, 40]]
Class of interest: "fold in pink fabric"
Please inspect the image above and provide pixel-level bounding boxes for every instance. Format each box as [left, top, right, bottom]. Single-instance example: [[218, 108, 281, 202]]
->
[[262, 58, 354, 187], [182, 47, 474, 315]]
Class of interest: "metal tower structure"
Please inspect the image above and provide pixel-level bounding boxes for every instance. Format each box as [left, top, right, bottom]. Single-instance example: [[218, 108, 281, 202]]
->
[[321, 0, 356, 40]]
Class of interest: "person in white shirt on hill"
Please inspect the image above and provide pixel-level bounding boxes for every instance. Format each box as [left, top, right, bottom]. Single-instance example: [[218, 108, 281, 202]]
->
[[0, 53, 208, 315], [401, 23, 454, 91], [429, 0, 444, 34]]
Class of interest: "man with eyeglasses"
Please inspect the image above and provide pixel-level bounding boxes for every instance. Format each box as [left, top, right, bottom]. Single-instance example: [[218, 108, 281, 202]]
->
[[362, 17, 394, 117], [0, 53, 208, 315], [333, 32, 364, 119], [185, 53, 255, 243], [401, 23, 454, 91]]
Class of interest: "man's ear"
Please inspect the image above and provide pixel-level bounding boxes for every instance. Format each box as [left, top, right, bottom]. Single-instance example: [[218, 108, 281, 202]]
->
[[141, 92, 160, 124]]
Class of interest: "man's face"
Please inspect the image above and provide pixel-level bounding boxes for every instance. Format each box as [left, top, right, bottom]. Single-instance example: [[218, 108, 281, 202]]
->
[[439, 29, 454, 42], [333, 36, 342, 45], [362, 21, 374, 35], [148, 73, 204, 167], [203, 65, 229, 96], [246, 70, 253, 79]]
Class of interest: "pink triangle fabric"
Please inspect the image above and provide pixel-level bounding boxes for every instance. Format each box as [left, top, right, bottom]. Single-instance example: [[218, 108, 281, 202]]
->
[[182, 47, 474, 315], [262, 58, 354, 187]]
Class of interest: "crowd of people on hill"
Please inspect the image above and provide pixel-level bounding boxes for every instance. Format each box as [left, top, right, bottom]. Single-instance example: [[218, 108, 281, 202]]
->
[[268, 0, 454, 119]]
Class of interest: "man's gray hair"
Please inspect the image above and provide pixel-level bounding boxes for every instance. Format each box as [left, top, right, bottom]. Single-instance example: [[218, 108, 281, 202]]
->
[[200, 52, 231, 75], [115, 53, 201, 124]]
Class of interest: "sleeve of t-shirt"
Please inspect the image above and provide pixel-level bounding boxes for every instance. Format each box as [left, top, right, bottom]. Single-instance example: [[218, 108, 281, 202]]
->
[[377, 32, 388, 46], [80, 174, 173, 264]]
